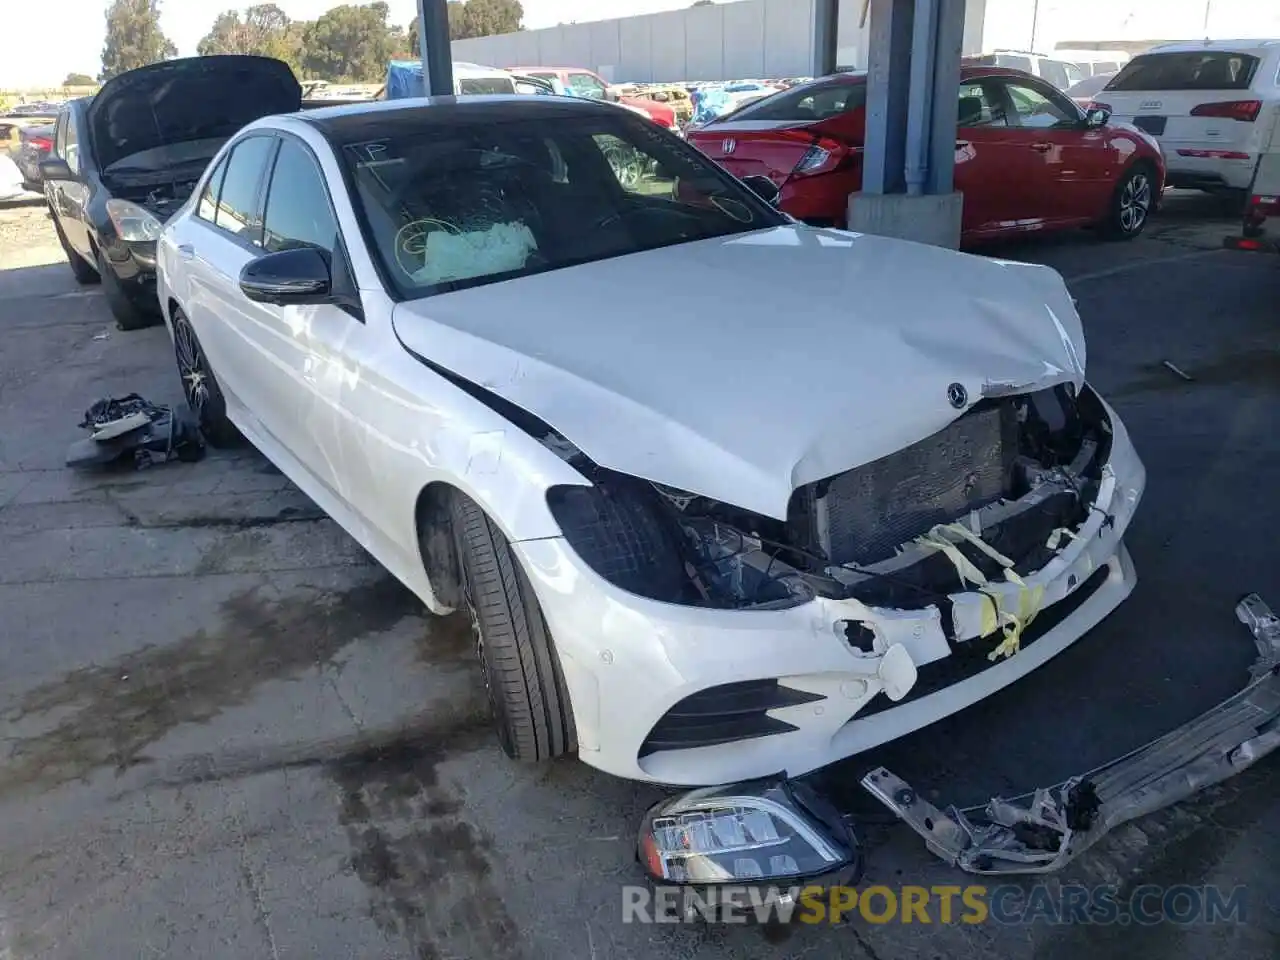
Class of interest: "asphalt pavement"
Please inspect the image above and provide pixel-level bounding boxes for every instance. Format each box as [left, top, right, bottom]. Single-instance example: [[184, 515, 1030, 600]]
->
[[0, 194, 1276, 960]]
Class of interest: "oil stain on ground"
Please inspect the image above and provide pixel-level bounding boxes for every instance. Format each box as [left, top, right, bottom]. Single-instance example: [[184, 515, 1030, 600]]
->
[[328, 721, 525, 960], [0, 575, 421, 795]]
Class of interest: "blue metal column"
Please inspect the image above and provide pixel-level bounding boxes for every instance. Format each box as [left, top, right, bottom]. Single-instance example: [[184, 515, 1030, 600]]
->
[[416, 0, 454, 96], [861, 0, 914, 195], [926, 0, 965, 194]]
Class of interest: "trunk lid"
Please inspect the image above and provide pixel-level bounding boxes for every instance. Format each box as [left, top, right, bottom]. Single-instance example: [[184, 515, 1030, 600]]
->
[[88, 55, 301, 171]]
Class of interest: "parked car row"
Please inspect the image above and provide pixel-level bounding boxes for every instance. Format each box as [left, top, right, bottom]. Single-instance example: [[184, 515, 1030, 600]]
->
[[686, 65, 1165, 244]]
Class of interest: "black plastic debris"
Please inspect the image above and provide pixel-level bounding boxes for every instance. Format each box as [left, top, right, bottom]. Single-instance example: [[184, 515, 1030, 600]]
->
[[66, 393, 205, 470]]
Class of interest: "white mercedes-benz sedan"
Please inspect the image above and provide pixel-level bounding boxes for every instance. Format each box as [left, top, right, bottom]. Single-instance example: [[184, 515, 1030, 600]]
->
[[157, 95, 1145, 788]]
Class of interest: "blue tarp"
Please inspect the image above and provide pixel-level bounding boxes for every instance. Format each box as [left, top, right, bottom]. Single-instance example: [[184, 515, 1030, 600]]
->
[[385, 60, 426, 99]]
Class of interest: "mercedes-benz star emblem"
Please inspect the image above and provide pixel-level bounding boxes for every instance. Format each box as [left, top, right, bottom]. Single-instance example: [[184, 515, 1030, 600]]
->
[[722, 138, 736, 155], [947, 382, 968, 409]]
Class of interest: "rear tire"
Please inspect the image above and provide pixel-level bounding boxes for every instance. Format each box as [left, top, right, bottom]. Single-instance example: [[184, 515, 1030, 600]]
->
[[1100, 163, 1155, 240], [172, 307, 242, 448], [450, 492, 575, 762], [97, 247, 152, 330], [53, 217, 98, 284]]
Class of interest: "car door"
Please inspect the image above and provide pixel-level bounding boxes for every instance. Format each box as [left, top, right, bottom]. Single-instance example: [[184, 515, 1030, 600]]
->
[[997, 77, 1120, 226], [180, 135, 278, 430], [955, 78, 1040, 237], [50, 109, 92, 257], [252, 135, 365, 506]]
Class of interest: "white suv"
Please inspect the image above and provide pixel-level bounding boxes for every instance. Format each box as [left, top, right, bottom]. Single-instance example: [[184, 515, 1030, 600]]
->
[[1091, 39, 1280, 193]]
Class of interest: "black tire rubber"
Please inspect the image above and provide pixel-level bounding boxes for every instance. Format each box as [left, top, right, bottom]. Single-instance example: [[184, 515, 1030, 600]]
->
[[97, 247, 153, 330], [171, 307, 242, 448], [53, 217, 99, 284], [450, 492, 575, 762], [1100, 163, 1156, 241]]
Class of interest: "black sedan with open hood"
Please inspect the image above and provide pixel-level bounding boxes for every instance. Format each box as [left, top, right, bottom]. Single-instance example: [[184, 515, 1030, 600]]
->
[[41, 55, 300, 329]]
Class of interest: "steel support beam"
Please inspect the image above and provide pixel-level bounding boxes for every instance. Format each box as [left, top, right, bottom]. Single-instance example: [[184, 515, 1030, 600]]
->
[[862, 0, 914, 195], [416, 0, 454, 97], [812, 0, 840, 78], [926, 0, 965, 194]]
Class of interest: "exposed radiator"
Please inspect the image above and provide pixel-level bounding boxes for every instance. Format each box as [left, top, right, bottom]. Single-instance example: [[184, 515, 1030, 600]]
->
[[814, 403, 1018, 566]]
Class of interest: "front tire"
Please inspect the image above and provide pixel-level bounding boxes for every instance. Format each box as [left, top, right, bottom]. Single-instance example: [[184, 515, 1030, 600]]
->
[[1100, 164, 1155, 240], [450, 493, 575, 762], [97, 247, 152, 330], [172, 307, 241, 447]]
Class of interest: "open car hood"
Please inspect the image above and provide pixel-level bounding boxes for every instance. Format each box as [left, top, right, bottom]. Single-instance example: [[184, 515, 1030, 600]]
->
[[393, 225, 1086, 520], [88, 55, 300, 172]]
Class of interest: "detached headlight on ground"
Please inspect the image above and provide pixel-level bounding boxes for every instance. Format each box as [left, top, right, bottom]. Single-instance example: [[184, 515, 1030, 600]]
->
[[105, 199, 163, 242], [638, 778, 858, 884]]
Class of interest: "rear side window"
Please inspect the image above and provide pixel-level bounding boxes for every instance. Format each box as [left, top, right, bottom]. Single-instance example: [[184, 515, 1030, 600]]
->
[[1106, 51, 1260, 91], [262, 140, 339, 254], [196, 156, 229, 223], [726, 80, 866, 123], [215, 136, 275, 244]]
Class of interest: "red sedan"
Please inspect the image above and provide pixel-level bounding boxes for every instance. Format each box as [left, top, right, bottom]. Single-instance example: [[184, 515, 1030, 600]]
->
[[687, 67, 1166, 243]]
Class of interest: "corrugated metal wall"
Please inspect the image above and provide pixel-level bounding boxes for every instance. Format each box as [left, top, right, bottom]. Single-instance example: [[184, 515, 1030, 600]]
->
[[451, 0, 987, 83]]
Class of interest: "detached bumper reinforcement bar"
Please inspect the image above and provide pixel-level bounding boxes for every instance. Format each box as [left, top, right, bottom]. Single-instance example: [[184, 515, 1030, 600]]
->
[[861, 594, 1280, 875]]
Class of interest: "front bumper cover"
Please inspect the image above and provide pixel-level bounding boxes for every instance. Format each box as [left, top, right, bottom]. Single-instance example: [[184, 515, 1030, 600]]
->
[[861, 594, 1280, 874]]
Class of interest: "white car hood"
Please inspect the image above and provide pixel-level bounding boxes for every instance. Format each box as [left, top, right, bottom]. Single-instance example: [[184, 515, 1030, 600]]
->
[[393, 225, 1086, 521]]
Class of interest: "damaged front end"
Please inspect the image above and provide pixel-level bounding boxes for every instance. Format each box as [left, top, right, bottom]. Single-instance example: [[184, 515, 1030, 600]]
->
[[861, 594, 1280, 874], [548, 382, 1113, 625]]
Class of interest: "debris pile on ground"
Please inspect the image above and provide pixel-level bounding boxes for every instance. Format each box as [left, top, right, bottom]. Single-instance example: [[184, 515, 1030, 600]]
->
[[66, 393, 204, 469]]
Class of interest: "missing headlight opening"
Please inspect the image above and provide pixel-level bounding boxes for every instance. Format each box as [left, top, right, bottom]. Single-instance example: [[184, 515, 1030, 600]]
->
[[545, 384, 1111, 614]]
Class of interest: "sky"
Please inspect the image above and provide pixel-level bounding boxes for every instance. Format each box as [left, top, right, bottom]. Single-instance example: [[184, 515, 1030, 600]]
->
[[1, 0, 705, 88]]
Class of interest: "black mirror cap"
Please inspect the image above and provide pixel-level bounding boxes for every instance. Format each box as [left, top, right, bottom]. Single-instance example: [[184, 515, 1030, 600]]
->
[[39, 157, 75, 181], [741, 174, 782, 207], [239, 246, 332, 305]]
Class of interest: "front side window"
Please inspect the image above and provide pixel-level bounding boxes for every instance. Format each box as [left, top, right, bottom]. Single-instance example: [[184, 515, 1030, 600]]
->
[[262, 140, 339, 254], [1106, 51, 1260, 91], [957, 82, 1007, 127], [1039, 59, 1071, 90], [1003, 81, 1079, 129], [215, 136, 275, 243], [196, 155, 229, 223], [342, 113, 783, 299]]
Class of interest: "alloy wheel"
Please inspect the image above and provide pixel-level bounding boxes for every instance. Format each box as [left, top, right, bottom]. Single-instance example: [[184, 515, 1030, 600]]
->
[[1119, 173, 1151, 234], [174, 317, 211, 422]]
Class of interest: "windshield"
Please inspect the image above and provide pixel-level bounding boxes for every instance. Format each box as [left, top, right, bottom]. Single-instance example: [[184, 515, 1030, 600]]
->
[[1105, 51, 1260, 91], [343, 112, 784, 299], [458, 76, 516, 95]]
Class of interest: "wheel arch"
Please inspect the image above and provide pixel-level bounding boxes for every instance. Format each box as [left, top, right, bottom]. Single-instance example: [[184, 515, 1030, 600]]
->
[[414, 480, 465, 614]]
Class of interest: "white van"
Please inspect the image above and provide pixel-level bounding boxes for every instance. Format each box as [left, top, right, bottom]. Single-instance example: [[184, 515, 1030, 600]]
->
[[969, 51, 1086, 91], [1055, 49, 1130, 78], [1093, 40, 1280, 193]]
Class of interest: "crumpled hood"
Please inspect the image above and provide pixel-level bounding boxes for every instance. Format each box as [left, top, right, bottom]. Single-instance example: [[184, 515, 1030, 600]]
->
[[88, 55, 300, 172], [393, 225, 1086, 520]]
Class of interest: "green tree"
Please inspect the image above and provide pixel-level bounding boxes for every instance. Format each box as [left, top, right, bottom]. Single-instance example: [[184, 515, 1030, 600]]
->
[[407, 2, 473, 51], [62, 72, 96, 86], [691, 0, 715, 6], [453, 0, 522, 39], [300, 2, 402, 81], [100, 0, 177, 81], [196, 4, 301, 74]]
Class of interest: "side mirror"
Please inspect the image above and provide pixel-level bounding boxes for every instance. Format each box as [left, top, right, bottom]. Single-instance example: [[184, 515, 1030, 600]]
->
[[239, 247, 331, 305], [39, 157, 75, 181], [1085, 106, 1111, 128], [740, 174, 781, 207]]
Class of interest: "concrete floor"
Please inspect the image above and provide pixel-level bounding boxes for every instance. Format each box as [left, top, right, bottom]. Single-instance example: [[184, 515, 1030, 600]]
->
[[0, 194, 1276, 959]]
